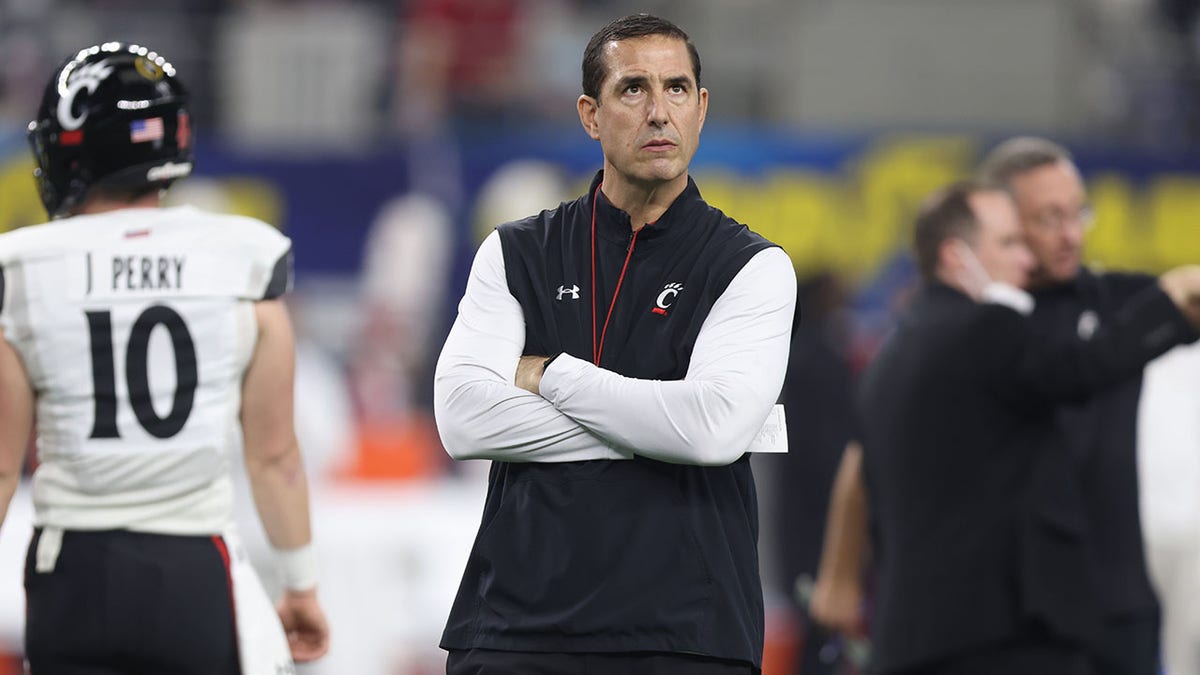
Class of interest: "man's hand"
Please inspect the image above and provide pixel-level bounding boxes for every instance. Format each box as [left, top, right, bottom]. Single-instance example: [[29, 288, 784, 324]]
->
[[277, 588, 330, 663], [1159, 265, 1200, 328], [808, 574, 866, 638], [515, 355, 548, 394]]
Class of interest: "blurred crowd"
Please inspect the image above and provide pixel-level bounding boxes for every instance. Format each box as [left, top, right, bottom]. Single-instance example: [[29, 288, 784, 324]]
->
[[1, 0, 1199, 148]]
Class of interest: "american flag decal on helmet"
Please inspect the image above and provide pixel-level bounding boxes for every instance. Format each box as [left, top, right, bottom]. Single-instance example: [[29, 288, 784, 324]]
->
[[130, 117, 164, 143]]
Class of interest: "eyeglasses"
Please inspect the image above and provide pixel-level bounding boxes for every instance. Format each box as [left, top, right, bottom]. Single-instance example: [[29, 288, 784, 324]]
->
[[1026, 205, 1095, 233]]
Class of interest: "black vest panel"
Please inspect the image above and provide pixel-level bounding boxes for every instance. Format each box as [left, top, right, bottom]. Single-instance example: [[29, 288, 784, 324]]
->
[[440, 172, 778, 666]]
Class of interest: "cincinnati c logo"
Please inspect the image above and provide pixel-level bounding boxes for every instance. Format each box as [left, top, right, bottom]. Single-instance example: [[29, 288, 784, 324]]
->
[[57, 59, 115, 131], [653, 283, 683, 315]]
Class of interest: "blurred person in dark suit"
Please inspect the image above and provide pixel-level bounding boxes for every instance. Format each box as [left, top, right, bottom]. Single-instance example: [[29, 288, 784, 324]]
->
[[858, 181, 1200, 675], [815, 137, 1192, 675], [978, 137, 1163, 675]]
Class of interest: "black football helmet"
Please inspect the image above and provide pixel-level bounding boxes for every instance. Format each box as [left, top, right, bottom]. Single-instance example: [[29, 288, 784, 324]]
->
[[27, 42, 194, 218]]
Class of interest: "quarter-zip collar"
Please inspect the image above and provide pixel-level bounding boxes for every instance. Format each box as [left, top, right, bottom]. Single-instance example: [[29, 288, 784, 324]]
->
[[1031, 267, 1093, 301], [585, 170, 705, 246]]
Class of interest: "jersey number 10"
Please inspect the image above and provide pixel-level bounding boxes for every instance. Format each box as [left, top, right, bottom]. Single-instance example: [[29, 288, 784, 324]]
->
[[85, 305, 198, 439]]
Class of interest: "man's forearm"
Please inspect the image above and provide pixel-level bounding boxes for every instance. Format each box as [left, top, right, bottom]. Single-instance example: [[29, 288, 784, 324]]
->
[[536, 248, 796, 466], [434, 303, 632, 462], [0, 473, 18, 533], [434, 231, 633, 463], [434, 374, 633, 462], [540, 356, 777, 465], [810, 441, 869, 635], [817, 441, 869, 587], [245, 443, 312, 551]]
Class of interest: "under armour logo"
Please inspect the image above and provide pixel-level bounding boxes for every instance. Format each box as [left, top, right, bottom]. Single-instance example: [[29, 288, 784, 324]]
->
[[653, 282, 683, 315], [557, 284, 580, 300]]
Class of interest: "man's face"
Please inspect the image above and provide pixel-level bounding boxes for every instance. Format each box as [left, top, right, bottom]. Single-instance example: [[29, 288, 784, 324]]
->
[[578, 35, 707, 192], [1007, 159, 1090, 287], [969, 190, 1034, 288]]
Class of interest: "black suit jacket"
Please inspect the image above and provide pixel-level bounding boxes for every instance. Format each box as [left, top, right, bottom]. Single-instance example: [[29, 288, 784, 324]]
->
[[859, 282, 1194, 671], [1034, 269, 1160, 620]]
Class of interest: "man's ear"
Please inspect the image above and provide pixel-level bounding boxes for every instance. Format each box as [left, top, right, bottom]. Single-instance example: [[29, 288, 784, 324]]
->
[[938, 237, 962, 276], [578, 95, 600, 140]]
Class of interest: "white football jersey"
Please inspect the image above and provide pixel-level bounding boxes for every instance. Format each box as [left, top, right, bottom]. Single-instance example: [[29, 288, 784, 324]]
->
[[0, 205, 291, 535]]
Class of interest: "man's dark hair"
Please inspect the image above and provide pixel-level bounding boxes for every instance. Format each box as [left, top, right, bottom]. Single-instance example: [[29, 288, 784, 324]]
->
[[976, 136, 1073, 190], [581, 14, 701, 100], [913, 180, 1002, 281]]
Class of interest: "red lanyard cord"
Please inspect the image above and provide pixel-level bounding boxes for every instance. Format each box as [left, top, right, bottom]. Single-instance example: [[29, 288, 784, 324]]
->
[[597, 231, 638, 365], [591, 184, 600, 364], [590, 183, 639, 365]]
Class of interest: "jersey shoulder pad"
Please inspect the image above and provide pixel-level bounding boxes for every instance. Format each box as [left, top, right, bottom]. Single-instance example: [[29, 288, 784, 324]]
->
[[188, 211, 293, 300]]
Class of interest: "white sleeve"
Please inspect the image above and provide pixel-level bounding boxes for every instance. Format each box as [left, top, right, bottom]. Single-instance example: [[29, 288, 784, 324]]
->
[[432, 231, 633, 462], [212, 215, 293, 301], [540, 246, 796, 466]]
